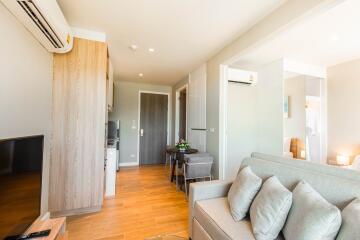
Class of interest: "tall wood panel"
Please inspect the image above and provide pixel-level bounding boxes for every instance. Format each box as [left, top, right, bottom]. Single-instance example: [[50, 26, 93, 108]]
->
[[49, 38, 107, 216]]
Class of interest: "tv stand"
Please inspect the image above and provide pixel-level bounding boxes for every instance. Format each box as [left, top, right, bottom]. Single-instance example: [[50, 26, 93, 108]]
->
[[25, 217, 67, 240]]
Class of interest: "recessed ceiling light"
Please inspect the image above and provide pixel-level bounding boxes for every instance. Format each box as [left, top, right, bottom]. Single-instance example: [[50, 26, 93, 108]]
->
[[148, 48, 155, 52], [138, 73, 144, 77], [130, 44, 138, 51]]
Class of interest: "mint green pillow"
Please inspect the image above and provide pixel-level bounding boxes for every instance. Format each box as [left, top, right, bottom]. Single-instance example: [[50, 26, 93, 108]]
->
[[227, 166, 262, 221], [250, 176, 292, 240], [283, 181, 342, 240], [336, 198, 360, 240]]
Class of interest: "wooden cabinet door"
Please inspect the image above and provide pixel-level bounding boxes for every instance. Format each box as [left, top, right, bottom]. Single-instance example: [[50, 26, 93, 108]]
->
[[50, 38, 107, 216]]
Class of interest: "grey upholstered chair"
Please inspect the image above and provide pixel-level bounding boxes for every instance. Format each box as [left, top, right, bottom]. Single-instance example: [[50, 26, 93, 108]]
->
[[175, 153, 211, 189], [181, 153, 213, 196]]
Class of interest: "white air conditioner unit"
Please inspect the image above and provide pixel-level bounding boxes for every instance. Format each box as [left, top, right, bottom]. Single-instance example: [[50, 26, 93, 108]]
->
[[228, 68, 258, 86], [1, 0, 73, 53]]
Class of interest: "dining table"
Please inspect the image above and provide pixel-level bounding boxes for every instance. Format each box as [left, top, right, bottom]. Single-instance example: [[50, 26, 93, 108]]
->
[[166, 147, 198, 182]]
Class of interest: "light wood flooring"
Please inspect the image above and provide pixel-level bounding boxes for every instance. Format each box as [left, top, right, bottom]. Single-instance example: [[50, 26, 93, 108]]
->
[[67, 165, 188, 240]]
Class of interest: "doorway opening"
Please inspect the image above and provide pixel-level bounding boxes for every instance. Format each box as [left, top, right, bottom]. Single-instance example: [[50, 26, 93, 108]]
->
[[138, 91, 170, 165], [175, 84, 188, 143]]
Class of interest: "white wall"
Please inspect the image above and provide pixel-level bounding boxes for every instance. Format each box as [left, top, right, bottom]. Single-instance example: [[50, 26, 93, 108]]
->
[[226, 82, 257, 179], [225, 61, 284, 179], [0, 3, 53, 215], [327, 59, 360, 162], [109, 81, 172, 165], [255, 60, 284, 155]]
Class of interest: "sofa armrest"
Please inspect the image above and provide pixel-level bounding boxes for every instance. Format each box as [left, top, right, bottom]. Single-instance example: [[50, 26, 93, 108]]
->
[[188, 180, 233, 238]]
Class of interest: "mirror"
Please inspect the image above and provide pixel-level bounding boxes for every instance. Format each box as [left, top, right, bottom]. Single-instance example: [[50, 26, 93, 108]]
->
[[283, 72, 323, 162]]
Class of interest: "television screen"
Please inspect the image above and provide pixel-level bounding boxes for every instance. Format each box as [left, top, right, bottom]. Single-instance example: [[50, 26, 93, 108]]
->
[[0, 136, 43, 239]]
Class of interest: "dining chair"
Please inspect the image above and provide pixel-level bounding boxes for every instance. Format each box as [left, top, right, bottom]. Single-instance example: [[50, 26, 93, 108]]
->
[[180, 153, 213, 196], [174, 152, 210, 190]]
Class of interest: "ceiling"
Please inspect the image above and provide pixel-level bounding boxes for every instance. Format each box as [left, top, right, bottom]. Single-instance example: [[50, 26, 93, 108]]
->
[[231, 0, 360, 70], [57, 0, 285, 85]]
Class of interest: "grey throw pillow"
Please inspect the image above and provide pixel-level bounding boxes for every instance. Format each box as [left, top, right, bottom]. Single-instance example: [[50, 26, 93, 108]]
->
[[283, 181, 342, 240], [227, 166, 262, 221], [336, 198, 360, 240], [250, 176, 292, 240]]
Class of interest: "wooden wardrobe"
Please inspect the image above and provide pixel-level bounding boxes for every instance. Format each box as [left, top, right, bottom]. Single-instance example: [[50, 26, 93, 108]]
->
[[49, 38, 107, 217]]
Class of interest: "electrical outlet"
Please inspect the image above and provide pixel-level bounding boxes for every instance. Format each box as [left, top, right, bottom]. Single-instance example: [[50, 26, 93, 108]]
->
[[130, 154, 135, 158]]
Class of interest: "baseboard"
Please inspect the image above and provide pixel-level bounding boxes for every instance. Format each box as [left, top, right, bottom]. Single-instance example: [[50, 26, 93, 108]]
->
[[119, 162, 138, 167], [50, 206, 101, 218]]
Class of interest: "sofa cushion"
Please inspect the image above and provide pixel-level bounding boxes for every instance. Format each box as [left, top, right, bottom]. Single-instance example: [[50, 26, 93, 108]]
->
[[283, 180, 342, 240], [250, 176, 292, 240], [194, 197, 255, 240], [228, 166, 262, 221], [336, 198, 360, 240]]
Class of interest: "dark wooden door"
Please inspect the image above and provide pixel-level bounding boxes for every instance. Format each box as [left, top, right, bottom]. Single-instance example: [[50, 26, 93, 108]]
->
[[140, 93, 168, 165], [179, 89, 187, 140]]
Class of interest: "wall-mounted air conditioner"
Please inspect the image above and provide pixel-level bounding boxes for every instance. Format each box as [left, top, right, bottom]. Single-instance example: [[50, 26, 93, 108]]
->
[[228, 68, 258, 86], [1, 0, 73, 53]]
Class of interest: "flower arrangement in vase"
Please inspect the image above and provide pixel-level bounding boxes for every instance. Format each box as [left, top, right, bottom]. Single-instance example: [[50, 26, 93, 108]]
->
[[176, 139, 190, 152]]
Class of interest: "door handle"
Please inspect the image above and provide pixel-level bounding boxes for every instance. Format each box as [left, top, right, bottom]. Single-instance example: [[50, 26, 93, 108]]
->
[[140, 129, 144, 137]]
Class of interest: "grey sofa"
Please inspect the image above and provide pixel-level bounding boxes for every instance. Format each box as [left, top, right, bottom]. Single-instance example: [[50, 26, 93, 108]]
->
[[189, 152, 360, 240]]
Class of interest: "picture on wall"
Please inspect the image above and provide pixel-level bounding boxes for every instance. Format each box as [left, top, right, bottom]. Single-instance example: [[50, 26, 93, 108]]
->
[[284, 95, 289, 118]]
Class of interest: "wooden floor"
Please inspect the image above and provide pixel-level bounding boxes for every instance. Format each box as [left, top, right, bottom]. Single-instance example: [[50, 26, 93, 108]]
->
[[67, 165, 188, 240]]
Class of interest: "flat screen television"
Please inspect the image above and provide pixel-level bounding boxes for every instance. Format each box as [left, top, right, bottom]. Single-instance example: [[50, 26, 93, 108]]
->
[[0, 135, 43, 239]]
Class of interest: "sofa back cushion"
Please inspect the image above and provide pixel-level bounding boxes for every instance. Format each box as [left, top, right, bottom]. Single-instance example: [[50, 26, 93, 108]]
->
[[241, 153, 360, 209]]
